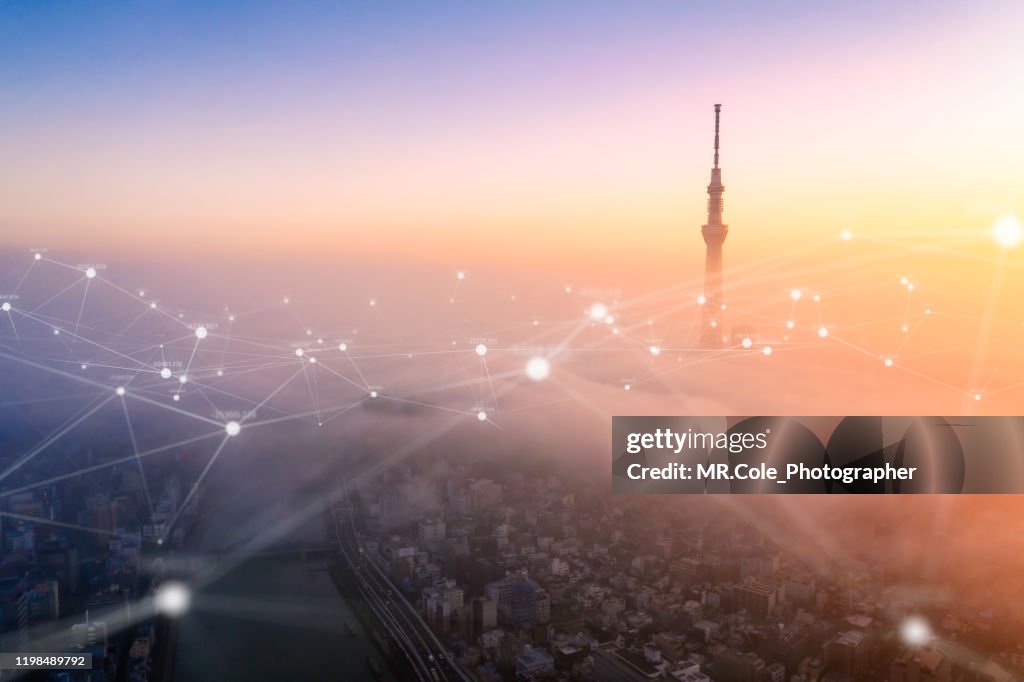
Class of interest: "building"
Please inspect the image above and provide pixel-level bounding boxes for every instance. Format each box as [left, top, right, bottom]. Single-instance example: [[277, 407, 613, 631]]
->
[[516, 646, 554, 679], [700, 103, 728, 346], [825, 629, 870, 678], [890, 647, 952, 682], [418, 518, 446, 545], [733, 578, 777, 619]]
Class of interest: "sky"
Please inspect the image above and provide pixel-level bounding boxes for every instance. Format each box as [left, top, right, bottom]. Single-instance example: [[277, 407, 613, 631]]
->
[[2, 1, 1023, 276]]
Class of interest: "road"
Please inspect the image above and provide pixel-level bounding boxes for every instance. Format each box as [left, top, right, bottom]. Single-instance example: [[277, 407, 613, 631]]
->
[[332, 504, 475, 682]]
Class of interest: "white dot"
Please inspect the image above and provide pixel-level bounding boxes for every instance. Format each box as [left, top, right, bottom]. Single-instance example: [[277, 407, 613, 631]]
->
[[900, 616, 934, 647], [229, 315, 236, 322], [884, 358, 894, 367], [720, 303, 727, 310], [762, 346, 773, 356], [216, 369, 223, 376], [532, 320, 539, 326], [588, 303, 608, 322], [992, 214, 1023, 249], [370, 390, 378, 398], [115, 386, 126, 396], [786, 320, 795, 329], [1, 302, 10, 312], [624, 384, 631, 391], [841, 229, 853, 241], [295, 348, 304, 357], [925, 308, 932, 316], [53, 328, 60, 335], [741, 337, 752, 349], [160, 368, 172, 379], [369, 299, 376, 307], [710, 320, 718, 328], [194, 326, 208, 340], [696, 294, 707, 305], [649, 345, 661, 356], [154, 581, 191, 618], [317, 338, 324, 344], [907, 284, 915, 292], [172, 394, 180, 402], [974, 393, 983, 401], [308, 356, 317, 364], [790, 289, 802, 301], [525, 357, 550, 381], [80, 364, 87, 370], [900, 277, 909, 286], [457, 271, 466, 280], [604, 315, 615, 325], [179, 375, 188, 384], [85, 267, 97, 279], [34, 253, 42, 260], [818, 326, 829, 338], [138, 290, 145, 297], [283, 297, 290, 304], [150, 302, 157, 309], [225, 421, 241, 437], [477, 410, 487, 421], [475, 344, 488, 356], [901, 324, 909, 333], [305, 329, 313, 336], [338, 343, 348, 352], [812, 294, 821, 303]]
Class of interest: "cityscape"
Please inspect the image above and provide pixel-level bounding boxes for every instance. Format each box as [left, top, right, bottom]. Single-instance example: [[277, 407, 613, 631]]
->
[[3, 2, 1024, 681]]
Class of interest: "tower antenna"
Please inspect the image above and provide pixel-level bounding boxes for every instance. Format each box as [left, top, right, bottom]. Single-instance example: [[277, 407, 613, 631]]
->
[[713, 103, 721, 169]]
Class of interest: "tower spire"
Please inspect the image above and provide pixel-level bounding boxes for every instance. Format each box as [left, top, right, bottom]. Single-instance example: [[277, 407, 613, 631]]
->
[[713, 103, 721, 169], [700, 104, 728, 347]]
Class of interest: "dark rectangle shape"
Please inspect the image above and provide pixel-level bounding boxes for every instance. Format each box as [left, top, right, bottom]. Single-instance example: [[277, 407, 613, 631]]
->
[[612, 416, 1024, 494], [0, 653, 93, 670]]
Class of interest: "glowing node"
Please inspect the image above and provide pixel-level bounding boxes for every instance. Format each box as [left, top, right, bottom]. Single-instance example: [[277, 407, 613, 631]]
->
[[900, 277, 909, 286], [786, 320, 795, 330], [457, 271, 466, 280], [992, 214, 1022, 248], [884, 358, 894, 367], [1, 302, 10, 312], [283, 297, 290, 304], [317, 338, 323, 344], [624, 384, 631, 391], [295, 348, 304, 357], [720, 303, 727, 310], [604, 315, 615, 325], [157, 539, 163, 545], [762, 346, 773, 356], [194, 326, 208, 340], [532, 320, 540, 326], [338, 342, 348, 351], [790, 289, 802, 301], [216, 369, 223, 377], [85, 267, 97, 279], [925, 308, 932, 315], [172, 394, 180, 402], [564, 286, 572, 294], [368, 299, 376, 307], [899, 616, 934, 647], [710, 320, 718, 328], [649, 345, 661, 356], [138, 290, 145, 297], [696, 294, 707, 305], [901, 324, 909, 333], [974, 393, 983, 401], [229, 315, 236, 322], [318, 422, 323, 427], [115, 386, 126, 396], [588, 302, 608, 322], [53, 328, 60, 335], [817, 326, 829, 338], [160, 368, 172, 379], [475, 343, 488, 356], [178, 375, 188, 384], [476, 410, 487, 421], [305, 329, 312, 336], [308, 356, 317, 364], [525, 357, 550, 381], [154, 581, 191, 618], [812, 294, 821, 303], [80, 364, 87, 370], [741, 337, 753, 349], [840, 229, 853, 241], [612, 327, 620, 335], [34, 253, 42, 261], [150, 302, 157, 309], [369, 390, 378, 398], [907, 284, 915, 292], [225, 421, 241, 437]]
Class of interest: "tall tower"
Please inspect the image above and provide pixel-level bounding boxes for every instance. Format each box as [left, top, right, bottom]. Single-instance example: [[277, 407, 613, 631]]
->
[[700, 104, 728, 346]]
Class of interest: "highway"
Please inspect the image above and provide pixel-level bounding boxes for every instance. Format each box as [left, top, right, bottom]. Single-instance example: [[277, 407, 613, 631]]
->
[[332, 504, 474, 682]]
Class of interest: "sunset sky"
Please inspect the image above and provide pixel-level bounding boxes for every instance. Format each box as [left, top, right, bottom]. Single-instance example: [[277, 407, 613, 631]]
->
[[2, 1, 1023, 275]]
